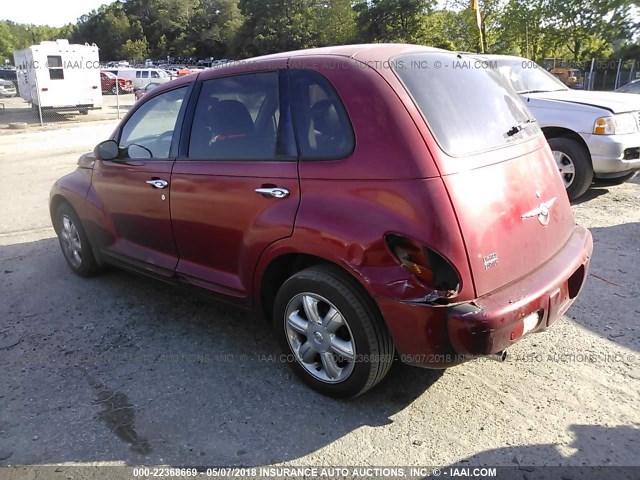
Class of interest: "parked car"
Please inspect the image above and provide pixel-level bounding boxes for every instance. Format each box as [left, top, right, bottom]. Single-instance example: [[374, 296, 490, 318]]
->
[[0, 68, 18, 91], [100, 71, 134, 95], [134, 82, 159, 100], [490, 55, 640, 199], [0, 79, 17, 97], [105, 68, 171, 90], [616, 79, 640, 94], [50, 44, 592, 398]]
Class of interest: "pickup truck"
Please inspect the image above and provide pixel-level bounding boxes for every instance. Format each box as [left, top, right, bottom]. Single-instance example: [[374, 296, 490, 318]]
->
[[485, 55, 640, 199]]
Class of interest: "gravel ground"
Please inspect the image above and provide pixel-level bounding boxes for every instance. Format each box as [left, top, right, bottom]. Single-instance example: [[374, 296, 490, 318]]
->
[[0, 123, 638, 472]]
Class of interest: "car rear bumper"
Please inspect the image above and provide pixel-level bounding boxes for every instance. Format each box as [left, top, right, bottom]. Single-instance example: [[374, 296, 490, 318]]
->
[[377, 225, 593, 368], [584, 132, 640, 174]]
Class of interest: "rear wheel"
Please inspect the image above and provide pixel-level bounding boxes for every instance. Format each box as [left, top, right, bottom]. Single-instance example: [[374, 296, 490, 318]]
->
[[55, 202, 100, 277], [110, 85, 118, 95], [548, 137, 593, 200], [273, 265, 394, 398], [79, 108, 89, 115]]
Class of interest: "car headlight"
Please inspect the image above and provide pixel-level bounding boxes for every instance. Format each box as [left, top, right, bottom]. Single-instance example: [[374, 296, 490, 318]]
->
[[593, 113, 638, 135]]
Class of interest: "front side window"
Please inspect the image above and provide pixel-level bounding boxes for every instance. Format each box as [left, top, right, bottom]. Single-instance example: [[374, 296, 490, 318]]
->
[[47, 55, 64, 80], [393, 53, 541, 157], [290, 70, 354, 160], [188, 71, 293, 160], [119, 86, 188, 159], [151, 71, 160, 78]]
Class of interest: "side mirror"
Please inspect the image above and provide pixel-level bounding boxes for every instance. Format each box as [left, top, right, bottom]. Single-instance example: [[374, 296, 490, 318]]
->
[[95, 140, 119, 161], [127, 144, 153, 159]]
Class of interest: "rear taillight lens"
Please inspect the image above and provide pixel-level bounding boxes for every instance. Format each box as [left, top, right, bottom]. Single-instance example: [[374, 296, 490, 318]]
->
[[385, 234, 461, 302]]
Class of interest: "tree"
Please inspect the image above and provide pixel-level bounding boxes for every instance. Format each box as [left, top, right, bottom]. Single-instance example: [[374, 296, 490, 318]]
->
[[356, 0, 433, 44], [547, 0, 635, 60], [122, 37, 150, 61], [316, 0, 357, 46]]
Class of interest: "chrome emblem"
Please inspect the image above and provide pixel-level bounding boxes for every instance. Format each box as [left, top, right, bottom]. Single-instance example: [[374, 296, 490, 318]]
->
[[521, 197, 557, 226], [483, 253, 499, 270]]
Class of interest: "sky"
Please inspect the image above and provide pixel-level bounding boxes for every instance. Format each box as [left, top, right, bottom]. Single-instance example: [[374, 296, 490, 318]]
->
[[1, 0, 113, 27]]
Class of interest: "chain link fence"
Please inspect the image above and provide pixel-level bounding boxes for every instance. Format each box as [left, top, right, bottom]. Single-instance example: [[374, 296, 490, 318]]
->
[[0, 70, 136, 131], [542, 58, 639, 91]]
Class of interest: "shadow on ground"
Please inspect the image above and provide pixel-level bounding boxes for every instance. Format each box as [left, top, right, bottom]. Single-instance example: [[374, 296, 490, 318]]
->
[[449, 424, 639, 479], [0, 238, 443, 466]]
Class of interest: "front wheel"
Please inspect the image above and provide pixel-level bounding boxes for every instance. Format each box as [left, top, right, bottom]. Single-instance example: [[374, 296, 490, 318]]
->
[[55, 203, 100, 277], [110, 85, 118, 95], [548, 137, 593, 200], [273, 265, 394, 398]]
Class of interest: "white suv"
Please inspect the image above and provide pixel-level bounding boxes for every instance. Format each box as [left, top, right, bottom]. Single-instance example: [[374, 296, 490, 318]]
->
[[487, 55, 640, 199]]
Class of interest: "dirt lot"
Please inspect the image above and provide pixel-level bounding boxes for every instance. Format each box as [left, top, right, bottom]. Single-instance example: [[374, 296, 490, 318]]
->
[[0, 123, 638, 471]]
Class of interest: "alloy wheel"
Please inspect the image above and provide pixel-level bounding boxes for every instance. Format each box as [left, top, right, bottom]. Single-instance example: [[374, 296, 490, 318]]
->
[[60, 215, 82, 269], [284, 292, 356, 383], [553, 150, 576, 188]]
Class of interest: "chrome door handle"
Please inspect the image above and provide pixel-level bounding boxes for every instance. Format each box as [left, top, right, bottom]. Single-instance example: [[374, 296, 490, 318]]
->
[[255, 187, 290, 199], [146, 179, 169, 189]]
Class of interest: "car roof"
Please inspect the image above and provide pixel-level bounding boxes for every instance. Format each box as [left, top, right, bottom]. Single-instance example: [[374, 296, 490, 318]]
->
[[252, 43, 443, 60]]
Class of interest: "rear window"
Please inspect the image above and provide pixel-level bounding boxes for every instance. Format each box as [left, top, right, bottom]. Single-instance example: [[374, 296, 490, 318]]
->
[[393, 53, 540, 157]]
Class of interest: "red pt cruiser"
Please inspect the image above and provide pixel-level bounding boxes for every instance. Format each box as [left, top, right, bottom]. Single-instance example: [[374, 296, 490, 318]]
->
[[50, 45, 593, 397]]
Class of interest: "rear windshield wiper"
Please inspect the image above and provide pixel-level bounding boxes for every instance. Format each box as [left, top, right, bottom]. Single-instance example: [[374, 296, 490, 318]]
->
[[505, 119, 534, 137], [518, 89, 551, 94]]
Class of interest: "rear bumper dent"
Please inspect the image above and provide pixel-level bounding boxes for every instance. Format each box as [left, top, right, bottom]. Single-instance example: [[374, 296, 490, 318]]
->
[[447, 225, 592, 356]]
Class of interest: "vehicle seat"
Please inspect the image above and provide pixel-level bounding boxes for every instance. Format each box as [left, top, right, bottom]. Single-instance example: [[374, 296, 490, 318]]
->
[[311, 99, 348, 157]]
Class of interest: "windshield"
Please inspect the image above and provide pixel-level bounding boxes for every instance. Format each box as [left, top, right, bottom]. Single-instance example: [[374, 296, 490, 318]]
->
[[497, 61, 568, 94], [393, 52, 540, 157]]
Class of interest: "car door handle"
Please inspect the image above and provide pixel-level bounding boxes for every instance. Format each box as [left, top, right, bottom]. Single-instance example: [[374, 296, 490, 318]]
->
[[146, 179, 169, 189], [255, 187, 290, 199]]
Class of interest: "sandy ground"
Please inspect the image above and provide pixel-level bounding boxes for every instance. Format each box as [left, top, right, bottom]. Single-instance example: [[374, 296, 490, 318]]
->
[[0, 123, 638, 474]]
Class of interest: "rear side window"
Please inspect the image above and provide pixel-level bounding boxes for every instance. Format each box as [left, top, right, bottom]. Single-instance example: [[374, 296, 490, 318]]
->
[[188, 71, 294, 160], [393, 53, 540, 157], [290, 70, 354, 160]]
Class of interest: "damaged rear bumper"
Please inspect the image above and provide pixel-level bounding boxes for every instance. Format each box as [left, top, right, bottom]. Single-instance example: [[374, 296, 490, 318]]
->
[[377, 225, 593, 368]]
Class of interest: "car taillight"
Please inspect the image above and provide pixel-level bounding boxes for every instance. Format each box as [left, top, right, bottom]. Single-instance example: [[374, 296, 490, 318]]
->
[[385, 234, 461, 302]]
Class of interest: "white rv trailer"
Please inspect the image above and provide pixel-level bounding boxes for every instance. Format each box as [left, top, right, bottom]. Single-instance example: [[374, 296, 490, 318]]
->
[[13, 39, 102, 114]]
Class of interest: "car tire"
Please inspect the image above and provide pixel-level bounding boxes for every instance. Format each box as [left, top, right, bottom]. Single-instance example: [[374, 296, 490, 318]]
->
[[548, 137, 593, 200], [273, 265, 394, 398], [110, 85, 118, 95], [55, 202, 100, 277], [593, 171, 637, 186], [79, 109, 89, 115]]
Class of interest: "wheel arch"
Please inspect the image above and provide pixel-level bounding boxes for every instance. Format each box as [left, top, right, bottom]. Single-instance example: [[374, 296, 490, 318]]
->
[[542, 126, 591, 162], [256, 251, 377, 324], [50, 194, 71, 235]]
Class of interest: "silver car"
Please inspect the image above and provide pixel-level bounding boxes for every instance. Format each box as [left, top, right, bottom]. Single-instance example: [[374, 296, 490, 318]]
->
[[487, 55, 640, 199], [0, 79, 17, 98]]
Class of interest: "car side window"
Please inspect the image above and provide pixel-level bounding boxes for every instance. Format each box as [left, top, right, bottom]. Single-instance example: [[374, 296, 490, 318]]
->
[[188, 71, 294, 161], [119, 86, 188, 159], [151, 71, 160, 78], [290, 70, 354, 160]]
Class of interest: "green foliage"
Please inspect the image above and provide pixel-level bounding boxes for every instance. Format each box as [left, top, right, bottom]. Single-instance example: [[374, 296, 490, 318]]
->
[[0, 0, 637, 63]]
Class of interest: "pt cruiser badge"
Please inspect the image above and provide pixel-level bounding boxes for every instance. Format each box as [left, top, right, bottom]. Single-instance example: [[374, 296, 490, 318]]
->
[[521, 198, 557, 226]]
